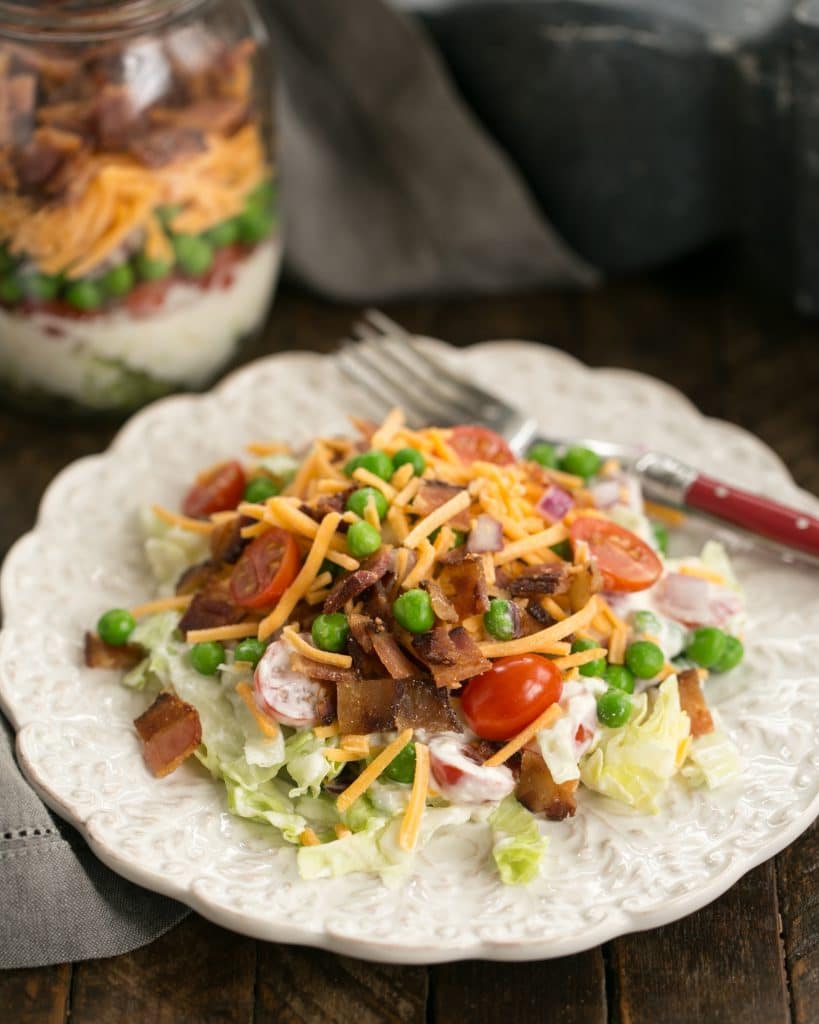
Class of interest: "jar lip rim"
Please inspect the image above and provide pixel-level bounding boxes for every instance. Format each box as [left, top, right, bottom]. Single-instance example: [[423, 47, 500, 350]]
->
[[0, 0, 211, 41]]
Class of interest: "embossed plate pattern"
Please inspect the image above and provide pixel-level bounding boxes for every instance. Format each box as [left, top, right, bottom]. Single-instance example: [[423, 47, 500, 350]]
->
[[1, 340, 817, 963]]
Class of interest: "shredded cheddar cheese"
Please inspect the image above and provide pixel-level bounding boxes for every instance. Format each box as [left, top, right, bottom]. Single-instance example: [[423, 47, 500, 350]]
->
[[186, 622, 260, 644], [235, 682, 280, 738], [313, 722, 340, 739], [403, 490, 471, 548], [151, 505, 214, 535], [552, 646, 607, 670], [399, 742, 429, 851], [478, 597, 599, 658], [483, 704, 565, 767], [282, 625, 352, 668], [129, 594, 192, 618], [336, 729, 413, 812]]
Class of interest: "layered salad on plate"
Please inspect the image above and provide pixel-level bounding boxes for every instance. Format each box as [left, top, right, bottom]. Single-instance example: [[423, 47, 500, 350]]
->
[[0, 25, 279, 411], [86, 411, 745, 885]]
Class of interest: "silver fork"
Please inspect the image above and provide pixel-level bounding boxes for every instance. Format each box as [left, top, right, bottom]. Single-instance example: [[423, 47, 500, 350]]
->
[[336, 310, 819, 561]]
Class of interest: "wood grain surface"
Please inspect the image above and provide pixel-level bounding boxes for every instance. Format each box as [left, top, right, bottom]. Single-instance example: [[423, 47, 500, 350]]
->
[[1, 255, 817, 1023]]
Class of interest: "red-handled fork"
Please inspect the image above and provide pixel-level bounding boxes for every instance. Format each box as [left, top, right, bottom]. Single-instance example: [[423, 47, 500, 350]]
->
[[337, 310, 819, 561]]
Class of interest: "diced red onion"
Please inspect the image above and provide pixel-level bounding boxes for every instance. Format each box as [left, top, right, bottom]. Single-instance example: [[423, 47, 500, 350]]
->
[[536, 484, 574, 522], [466, 514, 503, 553]]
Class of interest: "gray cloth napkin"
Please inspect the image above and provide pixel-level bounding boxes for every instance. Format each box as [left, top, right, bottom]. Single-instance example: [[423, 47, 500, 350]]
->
[[0, 713, 187, 969], [1, 0, 594, 971]]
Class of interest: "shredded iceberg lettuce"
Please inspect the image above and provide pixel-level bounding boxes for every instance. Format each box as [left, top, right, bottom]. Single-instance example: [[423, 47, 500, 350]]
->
[[580, 677, 691, 813], [489, 797, 548, 885], [139, 507, 210, 591]]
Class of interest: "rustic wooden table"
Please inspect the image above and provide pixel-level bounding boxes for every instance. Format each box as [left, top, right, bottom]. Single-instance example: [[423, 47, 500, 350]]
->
[[1, 256, 817, 1023]]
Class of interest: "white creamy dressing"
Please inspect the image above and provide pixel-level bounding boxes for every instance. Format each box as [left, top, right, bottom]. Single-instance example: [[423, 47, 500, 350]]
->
[[428, 734, 516, 803], [0, 240, 280, 405], [537, 677, 606, 783]]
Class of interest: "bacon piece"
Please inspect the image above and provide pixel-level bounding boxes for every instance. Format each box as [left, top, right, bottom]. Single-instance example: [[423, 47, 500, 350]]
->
[[420, 578, 458, 623], [504, 564, 571, 597], [13, 127, 83, 190], [336, 676, 460, 735], [525, 599, 554, 626], [411, 626, 491, 689], [95, 84, 143, 150], [370, 625, 420, 679], [348, 612, 374, 653], [209, 515, 251, 564], [436, 557, 489, 619], [175, 558, 223, 596], [134, 692, 202, 778], [177, 582, 245, 632], [0, 74, 36, 146], [84, 632, 145, 670], [322, 548, 392, 614], [130, 126, 206, 167], [411, 481, 471, 531], [290, 652, 357, 687], [677, 668, 714, 736], [300, 488, 354, 525], [516, 749, 578, 820], [149, 98, 247, 135]]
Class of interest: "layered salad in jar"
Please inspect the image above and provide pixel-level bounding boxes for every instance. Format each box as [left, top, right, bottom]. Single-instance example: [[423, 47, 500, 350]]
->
[[0, 24, 279, 412]]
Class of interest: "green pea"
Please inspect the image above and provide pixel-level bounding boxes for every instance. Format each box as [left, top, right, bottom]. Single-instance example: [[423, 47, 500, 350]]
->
[[451, 529, 467, 547], [483, 598, 518, 641], [234, 637, 267, 667], [346, 520, 382, 558], [344, 449, 394, 481], [393, 588, 434, 633], [712, 635, 744, 673], [346, 487, 388, 521], [685, 626, 727, 669], [651, 521, 669, 556], [189, 641, 225, 676], [603, 664, 635, 694], [559, 445, 602, 480], [597, 689, 632, 728], [625, 640, 665, 679], [135, 252, 173, 281], [206, 218, 240, 248], [97, 608, 136, 646], [571, 637, 607, 677], [237, 204, 274, 245], [550, 539, 573, 561], [244, 476, 280, 503], [101, 262, 135, 298], [64, 279, 103, 312], [632, 609, 661, 635], [381, 741, 416, 784], [173, 234, 214, 276], [392, 447, 426, 476], [0, 275, 23, 304], [311, 612, 350, 653], [527, 442, 558, 468], [21, 273, 60, 301]]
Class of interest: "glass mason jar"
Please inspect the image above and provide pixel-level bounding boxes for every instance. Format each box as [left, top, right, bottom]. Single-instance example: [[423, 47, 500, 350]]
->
[[0, 0, 280, 415]]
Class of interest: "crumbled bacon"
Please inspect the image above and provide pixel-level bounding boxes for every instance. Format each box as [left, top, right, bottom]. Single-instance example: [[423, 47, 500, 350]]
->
[[149, 98, 247, 135], [370, 625, 420, 679], [436, 557, 489, 619], [516, 749, 578, 820], [568, 561, 603, 612], [134, 692, 202, 778], [504, 564, 570, 597], [84, 632, 145, 670], [411, 626, 490, 689], [289, 652, 356, 689], [411, 482, 472, 531], [420, 578, 459, 623], [177, 583, 245, 632], [677, 668, 714, 736], [336, 676, 460, 735], [322, 548, 392, 614], [175, 559, 223, 596], [209, 515, 251, 564], [130, 126, 206, 167]]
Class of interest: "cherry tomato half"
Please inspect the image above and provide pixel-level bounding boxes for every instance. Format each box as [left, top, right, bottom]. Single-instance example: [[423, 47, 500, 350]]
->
[[461, 654, 563, 740], [450, 425, 515, 465], [182, 460, 246, 519], [569, 516, 662, 593], [230, 528, 300, 608]]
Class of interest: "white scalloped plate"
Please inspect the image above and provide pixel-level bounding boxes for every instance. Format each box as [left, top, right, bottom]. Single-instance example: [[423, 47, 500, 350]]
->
[[2, 340, 818, 964]]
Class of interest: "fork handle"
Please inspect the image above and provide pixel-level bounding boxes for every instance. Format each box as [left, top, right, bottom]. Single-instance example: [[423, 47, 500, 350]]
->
[[683, 474, 819, 557]]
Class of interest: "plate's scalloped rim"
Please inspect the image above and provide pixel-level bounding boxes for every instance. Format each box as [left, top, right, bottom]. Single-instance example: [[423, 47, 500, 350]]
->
[[2, 337, 818, 965]]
